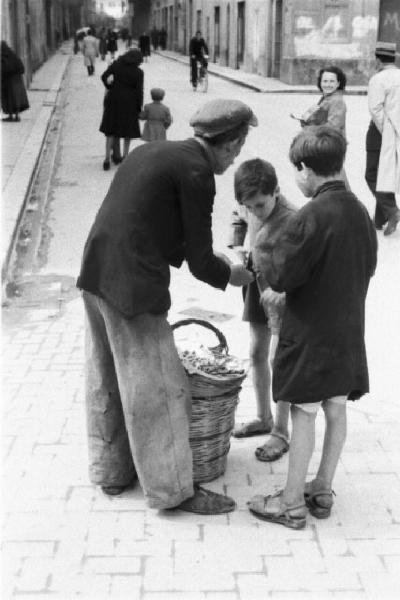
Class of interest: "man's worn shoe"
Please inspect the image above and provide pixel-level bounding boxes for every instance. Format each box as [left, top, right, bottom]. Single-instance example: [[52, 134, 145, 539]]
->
[[248, 490, 306, 530], [175, 484, 236, 514], [304, 481, 335, 519], [384, 210, 400, 236]]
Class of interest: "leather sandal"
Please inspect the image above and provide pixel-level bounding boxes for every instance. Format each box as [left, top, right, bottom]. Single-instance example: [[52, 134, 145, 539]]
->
[[255, 432, 289, 462], [304, 483, 335, 519], [174, 484, 236, 515], [248, 490, 307, 530]]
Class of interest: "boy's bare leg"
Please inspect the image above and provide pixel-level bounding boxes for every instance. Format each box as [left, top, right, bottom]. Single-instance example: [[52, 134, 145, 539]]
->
[[307, 399, 347, 494], [255, 336, 290, 460], [233, 322, 273, 437], [282, 405, 316, 507], [123, 138, 131, 158]]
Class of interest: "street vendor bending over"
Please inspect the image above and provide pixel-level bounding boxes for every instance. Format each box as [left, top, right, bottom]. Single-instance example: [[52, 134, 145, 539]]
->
[[77, 99, 257, 514]]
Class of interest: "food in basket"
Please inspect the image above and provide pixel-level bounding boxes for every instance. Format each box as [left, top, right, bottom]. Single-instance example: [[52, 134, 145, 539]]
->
[[178, 346, 246, 378]]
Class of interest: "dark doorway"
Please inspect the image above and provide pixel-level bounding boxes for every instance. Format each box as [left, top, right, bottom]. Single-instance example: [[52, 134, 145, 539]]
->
[[273, 0, 282, 78], [214, 6, 220, 62], [236, 1, 245, 68], [226, 5, 230, 65]]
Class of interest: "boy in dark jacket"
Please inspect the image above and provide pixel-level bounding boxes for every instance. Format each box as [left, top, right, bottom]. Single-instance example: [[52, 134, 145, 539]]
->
[[248, 126, 377, 529]]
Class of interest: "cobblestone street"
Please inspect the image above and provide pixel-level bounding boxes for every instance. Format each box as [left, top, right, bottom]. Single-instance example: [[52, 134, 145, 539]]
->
[[2, 46, 400, 599]]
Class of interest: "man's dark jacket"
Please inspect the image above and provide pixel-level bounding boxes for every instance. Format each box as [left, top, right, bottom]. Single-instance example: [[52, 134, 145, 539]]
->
[[77, 139, 230, 318], [261, 181, 378, 404], [189, 37, 209, 58]]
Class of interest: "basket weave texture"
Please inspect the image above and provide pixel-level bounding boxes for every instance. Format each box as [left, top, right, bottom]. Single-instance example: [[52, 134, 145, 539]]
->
[[172, 318, 247, 483]]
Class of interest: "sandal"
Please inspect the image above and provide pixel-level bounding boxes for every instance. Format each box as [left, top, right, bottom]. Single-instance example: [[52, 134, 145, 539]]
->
[[248, 490, 307, 530], [233, 418, 273, 438], [174, 484, 236, 515], [255, 432, 289, 462], [304, 482, 335, 519]]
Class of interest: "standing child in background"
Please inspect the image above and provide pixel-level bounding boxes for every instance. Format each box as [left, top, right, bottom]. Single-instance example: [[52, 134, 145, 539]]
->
[[140, 88, 172, 142], [230, 159, 297, 463], [248, 126, 377, 529]]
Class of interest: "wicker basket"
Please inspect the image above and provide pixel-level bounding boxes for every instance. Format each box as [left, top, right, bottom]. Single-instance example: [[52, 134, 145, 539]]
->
[[172, 318, 247, 483]]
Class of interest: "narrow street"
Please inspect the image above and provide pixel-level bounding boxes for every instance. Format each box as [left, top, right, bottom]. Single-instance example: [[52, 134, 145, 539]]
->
[[2, 47, 400, 599]]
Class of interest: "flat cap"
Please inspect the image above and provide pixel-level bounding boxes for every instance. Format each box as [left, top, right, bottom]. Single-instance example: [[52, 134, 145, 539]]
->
[[190, 99, 258, 139], [375, 41, 397, 58]]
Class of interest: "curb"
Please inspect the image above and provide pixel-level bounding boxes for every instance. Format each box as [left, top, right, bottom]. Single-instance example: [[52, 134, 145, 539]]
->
[[1, 52, 71, 287], [156, 50, 367, 96]]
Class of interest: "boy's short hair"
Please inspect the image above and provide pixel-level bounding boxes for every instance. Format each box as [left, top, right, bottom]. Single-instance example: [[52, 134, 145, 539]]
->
[[150, 87, 165, 101], [289, 126, 346, 176], [234, 158, 278, 204]]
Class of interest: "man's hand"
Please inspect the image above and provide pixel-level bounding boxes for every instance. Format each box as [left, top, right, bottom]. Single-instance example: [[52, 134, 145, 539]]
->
[[228, 264, 254, 287]]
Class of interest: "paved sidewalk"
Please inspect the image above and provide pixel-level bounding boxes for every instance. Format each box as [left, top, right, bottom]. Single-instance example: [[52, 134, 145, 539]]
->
[[1, 42, 71, 282], [155, 49, 368, 95]]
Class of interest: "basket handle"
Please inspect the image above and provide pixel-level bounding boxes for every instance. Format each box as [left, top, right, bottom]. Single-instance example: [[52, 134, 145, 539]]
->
[[171, 318, 229, 354]]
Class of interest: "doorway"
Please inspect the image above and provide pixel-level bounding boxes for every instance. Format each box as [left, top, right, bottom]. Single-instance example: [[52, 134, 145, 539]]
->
[[236, 1, 245, 68], [214, 6, 220, 62]]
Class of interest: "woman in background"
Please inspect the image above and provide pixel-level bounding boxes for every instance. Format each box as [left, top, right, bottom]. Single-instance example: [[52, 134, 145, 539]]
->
[[292, 66, 349, 187], [1, 41, 29, 122], [99, 48, 143, 170]]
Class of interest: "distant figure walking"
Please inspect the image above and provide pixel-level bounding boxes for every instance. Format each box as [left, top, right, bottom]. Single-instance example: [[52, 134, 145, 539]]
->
[[99, 49, 144, 170], [1, 41, 29, 122], [82, 29, 99, 76], [140, 88, 172, 142], [151, 27, 159, 51], [366, 41, 400, 236], [159, 27, 167, 50], [98, 27, 107, 60], [139, 32, 151, 62], [107, 29, 118, 61], [189, 31, 209, 91]]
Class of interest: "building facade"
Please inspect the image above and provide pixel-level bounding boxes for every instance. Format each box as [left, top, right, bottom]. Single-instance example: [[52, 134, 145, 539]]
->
[[1, 0, 93, 84], [148, 0, 400, 84]]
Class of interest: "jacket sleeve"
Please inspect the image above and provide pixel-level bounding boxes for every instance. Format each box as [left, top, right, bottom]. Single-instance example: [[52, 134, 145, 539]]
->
[[326, 97, 346, 131], [259, 210, 321, 293], [179, 167, 231, 290], [137, 69, 144, 111], [368, 75, 385, 133], [139, 105, 148, 120], [164, 107, 172, 128], [101, 64, 114, 89]]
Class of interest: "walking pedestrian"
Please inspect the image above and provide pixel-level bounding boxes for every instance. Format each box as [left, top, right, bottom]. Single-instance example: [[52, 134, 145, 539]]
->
[[1, 41, 29, 122], [365, 41, 400, 236], [159, 27, 167, 50], [98, 27, 107, 61], [151, 27, 159, 51], [99, 48, 144, 170], [106, 29, 118, 61], [139, 31, 151, 62], [230, 159, 295, 464], [77, 98, 257, 514], [81, 29, 99, 76], [292, 66, 349, 187], [247, 126, 377, 529], [140, 87, 172, 142]]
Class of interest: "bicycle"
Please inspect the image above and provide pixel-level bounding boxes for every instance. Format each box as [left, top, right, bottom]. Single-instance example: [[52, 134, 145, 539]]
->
[[191, 55, 209, 93]]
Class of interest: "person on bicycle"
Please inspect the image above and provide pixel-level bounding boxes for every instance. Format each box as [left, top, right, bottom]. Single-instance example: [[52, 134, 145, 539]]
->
[[189, 31, 209, 91]]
